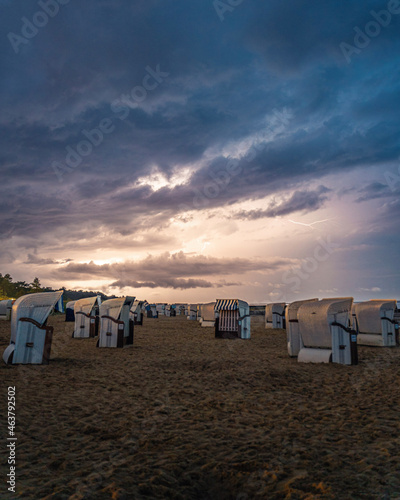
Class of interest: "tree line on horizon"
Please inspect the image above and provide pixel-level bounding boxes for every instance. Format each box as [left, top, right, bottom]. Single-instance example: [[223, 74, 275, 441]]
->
[[0, 273, 114, 302]]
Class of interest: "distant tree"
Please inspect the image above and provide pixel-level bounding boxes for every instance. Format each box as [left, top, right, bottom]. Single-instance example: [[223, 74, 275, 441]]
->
[[31, 277, 42, 292]]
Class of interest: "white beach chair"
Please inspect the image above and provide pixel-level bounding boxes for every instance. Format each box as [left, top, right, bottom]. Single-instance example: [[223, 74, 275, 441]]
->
[[3, 291, 64, 365], [146, 304, 158, 318], [98, 297, 135, 348], [286, 298, 318, 357], [187, 304, 197, 320], [200, 302, 215, 327], [131, 300, 144, 325], [297, 298, 357, 365], [0, 299, 13, 321], [73, 296, 101, 338], [214, 299, 251, 339], [352, 300, 397, 347], [265, 302, 286, 329]]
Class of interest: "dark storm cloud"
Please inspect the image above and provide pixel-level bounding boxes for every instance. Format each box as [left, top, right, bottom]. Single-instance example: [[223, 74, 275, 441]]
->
[[54, 252, 297, 289], [109, 278, 233, 290], [233, 186, 331, 220], [1, 0, 400, 244], [355, 181, 400, 203]]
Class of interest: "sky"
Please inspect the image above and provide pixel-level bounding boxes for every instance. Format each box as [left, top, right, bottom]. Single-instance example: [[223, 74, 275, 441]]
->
[[1, 0, 400, 304]]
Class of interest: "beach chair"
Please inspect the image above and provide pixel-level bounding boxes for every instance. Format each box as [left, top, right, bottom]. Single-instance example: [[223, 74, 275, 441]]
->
[[65, 301, 76, 322], [0, 299, 13, 321], [286, 298, 318, 357], [265, 302, 286, 329], [156, 304, 165, 316], [131, 300, 144, 325], [146, 304, 158, 318], [352, 300, 397, 347], [72, 296, 101, 338], [214, 299, 251, 339], [297, 298, 357, 365], [3, 290, 63, 365], [98, 297, 135, 348], [200, 302, 215, 327], [197, 304, 203, 322], [187, 304, 197, 320]]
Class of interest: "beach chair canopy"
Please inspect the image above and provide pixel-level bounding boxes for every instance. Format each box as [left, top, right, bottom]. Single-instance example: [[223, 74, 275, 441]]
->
[[298, 298, 353, 349], [74, 296, 100, 315], [286, 299, 318, 322], [10, 291, 64, 344], [66, 301, 76, 311], [353, 300, 397, 333], [131, 299, 144, 313], [215, 299, 241, 311], [100, 297, 135, 320]]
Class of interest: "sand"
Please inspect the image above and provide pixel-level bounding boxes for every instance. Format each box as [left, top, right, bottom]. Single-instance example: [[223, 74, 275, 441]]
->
[[1, 315, 400, 500]]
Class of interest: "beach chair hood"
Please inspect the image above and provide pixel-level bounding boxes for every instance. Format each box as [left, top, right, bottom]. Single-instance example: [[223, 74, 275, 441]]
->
[[10, 291, 64, 344]]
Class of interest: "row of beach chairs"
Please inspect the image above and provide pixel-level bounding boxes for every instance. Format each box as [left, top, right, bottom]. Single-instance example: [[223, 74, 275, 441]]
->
[[2, 292, 398, 366], [267, 298, 398, 365]]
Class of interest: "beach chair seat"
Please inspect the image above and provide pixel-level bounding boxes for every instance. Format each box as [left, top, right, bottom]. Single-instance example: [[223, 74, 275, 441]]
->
[[286, 298, 318, 357], [215, 299, 251, 339], [3, 291, 63, 365], [98, 297, 135, 348], [353, 300, 397, 347], [297, 298, 357, 365]]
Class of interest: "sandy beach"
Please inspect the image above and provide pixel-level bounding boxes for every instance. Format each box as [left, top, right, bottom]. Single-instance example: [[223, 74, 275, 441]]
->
[[1, 315, 400, 499]]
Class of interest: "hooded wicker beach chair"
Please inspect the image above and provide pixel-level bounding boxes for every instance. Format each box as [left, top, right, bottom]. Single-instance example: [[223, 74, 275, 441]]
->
[[286, 298, 318, 357], [131, 300, 145, 325], [187, 304, 197, 320], [352, 300, 397, 347], [3, 290, 63, 364], [214, 299, 251, 339], [98, 297, 135, 348], [73, 296, 101, 338], [297, 298, 357, 365], [265, 302, 286, 329], [0, 299, 13, 321], [200, 302, 216, 327]]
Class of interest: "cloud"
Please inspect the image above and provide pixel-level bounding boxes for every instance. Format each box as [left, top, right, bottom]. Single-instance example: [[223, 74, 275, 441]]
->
[[233, 186, 331, 220], [357, 287, 382, 293], [55, 252, 297, 290], [24, 254, 71, 265], [355, 182, 397, 203]]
